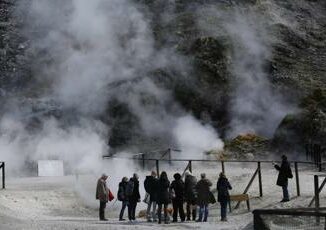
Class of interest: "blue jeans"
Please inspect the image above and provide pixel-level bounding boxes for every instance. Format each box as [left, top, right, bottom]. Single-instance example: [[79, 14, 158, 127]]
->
[[220, 200, 227, 219], [146, 201, 157, 221], [198, 204, 209, 221], [119, 201, 128, 220], [282, 185, 289, 200]]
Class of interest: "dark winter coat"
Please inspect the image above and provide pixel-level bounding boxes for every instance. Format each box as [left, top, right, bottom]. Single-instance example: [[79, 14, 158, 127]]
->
[[144, 175, 159, 202], [157, 177, 170, 205], [216, 177, 232, 203], [275, 160, 293, 187], [185, 175, 197, 202], [128, 178, 141, 202], [195, 179, 212, 206], [170, 178, 185, 201], [118, 181, 128, 202]]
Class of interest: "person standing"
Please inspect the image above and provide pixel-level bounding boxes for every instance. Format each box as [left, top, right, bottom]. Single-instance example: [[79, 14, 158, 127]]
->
[[95, 173, 109, 221], [118, 177, 129, 221], [127, 173, 141, 222], [157, 171, 170, 224], [216, 172, 232, 221], [195, 173, 212, 222], [170, 173, 186, 222], [144, 171, 159, 222], [274, 155, 293, 202], [184, 171, 197, 221]]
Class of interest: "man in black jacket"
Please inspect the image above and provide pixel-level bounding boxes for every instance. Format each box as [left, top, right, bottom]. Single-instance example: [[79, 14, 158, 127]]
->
[[274, 155, 293, 202], [195, 173, 212, 222], [144, 171, 159, 222], [118, 177, 128, 221], [184, 171, 197, 221], [217, 172, 232, 221], [127, 173, 141, 222], [170, 173, 185, 222]]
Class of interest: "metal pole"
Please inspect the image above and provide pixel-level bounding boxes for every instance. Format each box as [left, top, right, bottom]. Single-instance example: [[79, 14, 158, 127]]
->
[[189, 160, 192, 173], [2, 162, 5, 189], [258, 162, 263, 197], [221, 161, 225, 174], [156, 160, 160, 177], [295, 162, 300, 196]]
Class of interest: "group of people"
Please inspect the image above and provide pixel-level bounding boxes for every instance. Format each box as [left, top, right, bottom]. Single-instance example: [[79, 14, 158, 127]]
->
[[96, 155, 293, 224], [96, 170, 232, 223]]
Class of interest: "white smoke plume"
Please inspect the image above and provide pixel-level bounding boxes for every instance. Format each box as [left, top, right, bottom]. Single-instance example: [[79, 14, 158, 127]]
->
[[0, 0, 224, 178], [196, 3, 295, 138]]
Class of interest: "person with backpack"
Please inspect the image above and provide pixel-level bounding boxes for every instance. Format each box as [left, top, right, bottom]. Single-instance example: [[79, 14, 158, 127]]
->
[[95, 173, 109, 221], [274, 155, 293, 202], [126, 173, 140, 222], [195, 173, 212, 222], [184, 171, 197, 221], [216, 172, 232, 222], [144, 171, 159, 222], [157, 171, 170, 224], [170, 173, 185, 222], [118, 177, 129, 221]]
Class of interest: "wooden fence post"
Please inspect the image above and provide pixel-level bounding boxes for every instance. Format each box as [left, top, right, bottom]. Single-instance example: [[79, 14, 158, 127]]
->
[[2, 162, 5, 189], [168, 148, 172, 165], [318, 151, 322, 172], [258, 162, 263, 197], [314, 175, 320, 224], [189, 160, 192, 173], [221, 161, 225, 175], [142, 154, 145, 170], [156, 160, 160, 177], [295, 162, 300, 196]]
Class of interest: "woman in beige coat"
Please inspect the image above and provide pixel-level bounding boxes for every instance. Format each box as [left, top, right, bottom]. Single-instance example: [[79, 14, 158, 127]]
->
[[96, 174, 109, 221]]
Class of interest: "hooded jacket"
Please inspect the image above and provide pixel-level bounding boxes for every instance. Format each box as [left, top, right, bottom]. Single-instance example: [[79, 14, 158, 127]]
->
[[144, 175, 159, 202]]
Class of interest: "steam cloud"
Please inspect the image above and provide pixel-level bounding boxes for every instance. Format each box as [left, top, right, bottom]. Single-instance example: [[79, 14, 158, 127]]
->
[[0, 0, 224, 177], [196, 3, 295, 138]]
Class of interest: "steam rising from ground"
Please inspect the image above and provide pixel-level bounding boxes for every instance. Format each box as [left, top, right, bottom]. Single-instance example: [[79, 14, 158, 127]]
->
[[196, 3, 294, 138], [0, 0, 223, 177]]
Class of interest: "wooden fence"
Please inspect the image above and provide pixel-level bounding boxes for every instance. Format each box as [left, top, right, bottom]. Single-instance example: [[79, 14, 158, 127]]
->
[[103, 155, 318, 209]]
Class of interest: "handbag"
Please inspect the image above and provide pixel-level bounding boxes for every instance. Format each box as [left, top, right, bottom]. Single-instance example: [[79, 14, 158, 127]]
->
[[208, 191, 216, 204], [143, 192, 150, 204], [108, 189, 115, 202]]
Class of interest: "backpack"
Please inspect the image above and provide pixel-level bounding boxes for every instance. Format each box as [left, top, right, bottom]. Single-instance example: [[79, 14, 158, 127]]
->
[[126, 180, 134, 197]]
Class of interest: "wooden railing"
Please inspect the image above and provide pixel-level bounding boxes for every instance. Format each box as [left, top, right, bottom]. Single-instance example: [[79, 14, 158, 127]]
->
[[103, 155, 318, 209]]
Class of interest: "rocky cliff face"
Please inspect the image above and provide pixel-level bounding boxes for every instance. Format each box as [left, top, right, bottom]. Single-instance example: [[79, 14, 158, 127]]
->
[[0, 0, 325, 156]]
